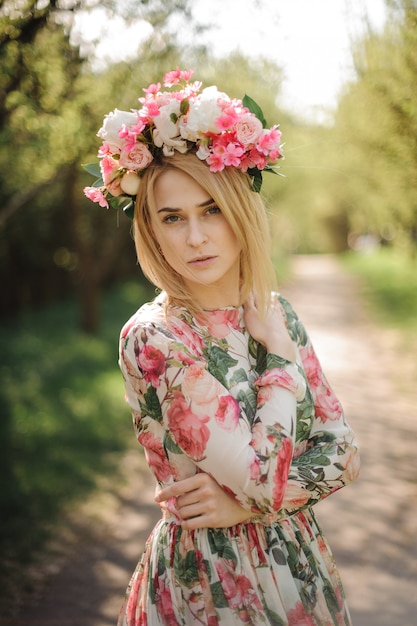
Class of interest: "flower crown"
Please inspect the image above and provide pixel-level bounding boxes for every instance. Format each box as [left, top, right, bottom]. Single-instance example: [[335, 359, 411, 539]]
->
[[83, 68, 283, 218]]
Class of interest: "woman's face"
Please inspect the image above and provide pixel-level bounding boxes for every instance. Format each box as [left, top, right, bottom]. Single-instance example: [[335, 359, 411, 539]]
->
[[150, 168, 242, 309]]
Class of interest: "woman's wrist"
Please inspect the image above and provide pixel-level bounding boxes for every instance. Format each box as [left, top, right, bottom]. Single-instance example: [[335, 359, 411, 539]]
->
[[265, 337, 296, 362]]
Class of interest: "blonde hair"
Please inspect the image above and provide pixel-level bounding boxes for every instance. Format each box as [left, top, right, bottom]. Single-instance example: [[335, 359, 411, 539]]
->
[[133, 151, 277, 315]]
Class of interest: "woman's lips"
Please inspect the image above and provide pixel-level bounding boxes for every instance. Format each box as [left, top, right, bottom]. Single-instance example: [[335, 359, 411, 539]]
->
[[188, 255, 217, 268]]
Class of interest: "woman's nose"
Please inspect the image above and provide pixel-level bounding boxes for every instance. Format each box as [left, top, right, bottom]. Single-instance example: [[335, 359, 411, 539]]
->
[[186, 219, 208, 247]]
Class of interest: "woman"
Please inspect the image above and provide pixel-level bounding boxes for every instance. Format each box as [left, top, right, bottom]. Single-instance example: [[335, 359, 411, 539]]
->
[[84, 69, 360, 626]]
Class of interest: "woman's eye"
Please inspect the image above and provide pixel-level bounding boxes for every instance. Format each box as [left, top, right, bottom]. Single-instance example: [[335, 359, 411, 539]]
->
[[207, 205, 221, 215], [163, 214, 180, 224]]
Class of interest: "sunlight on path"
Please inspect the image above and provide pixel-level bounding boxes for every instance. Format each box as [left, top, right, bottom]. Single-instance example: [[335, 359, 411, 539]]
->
[[282, 254, 417, 626], [12, 254, 416, 626]]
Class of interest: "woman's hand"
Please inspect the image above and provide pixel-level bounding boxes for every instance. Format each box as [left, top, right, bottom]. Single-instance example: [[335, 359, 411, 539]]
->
[[155, 473, 257, 530], [243, 293, 296, 362]]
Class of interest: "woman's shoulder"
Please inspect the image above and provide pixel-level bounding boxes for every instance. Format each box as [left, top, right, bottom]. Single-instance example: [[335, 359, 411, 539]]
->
[[120, 293, 168, 339]]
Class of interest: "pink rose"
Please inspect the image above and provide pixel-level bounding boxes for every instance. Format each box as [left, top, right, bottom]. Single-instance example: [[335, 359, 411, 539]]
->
[[182, 363, 221, 408], [119, 142, 153, 171], [272, 437, 292, 510], [287, 601, 315, 626], [249, 454, 261, 480], [256, 384, 274, 407], [100, 153, 119, 177], [281, 479, 311, 511], [293, 440, 309, 460], [167, 391, 210, 461], [341, 446, 360, 483], [195, 309, 240, 339], [170, 348, 195, 366], [255, 367, 304, 400], [154, 577, 177, 626], [299, 343, 323, 389], [257, 127, 282, 154], [215, 559, 258, 610], [235, 114, 263, 146], [137, 344, 166, 387], [250, 421, 266, 450], [83, 186, 108, 208], [138, 431, 172, 482], [314, 384, 343, 422], [215, 395, 240, 431], [168, 316, 204, 356]]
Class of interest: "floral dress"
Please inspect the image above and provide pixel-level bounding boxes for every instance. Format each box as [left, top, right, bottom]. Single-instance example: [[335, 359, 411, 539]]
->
[[117, 293, 360, 626]]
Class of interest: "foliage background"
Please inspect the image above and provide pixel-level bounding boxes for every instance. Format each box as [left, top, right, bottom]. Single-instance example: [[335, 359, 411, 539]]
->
[[1, 0, 416, 617]]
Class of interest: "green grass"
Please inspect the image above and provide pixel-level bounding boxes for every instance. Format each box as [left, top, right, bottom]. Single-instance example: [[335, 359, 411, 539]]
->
[[341, 247, 417, 331], [0, 279, 154, 609]]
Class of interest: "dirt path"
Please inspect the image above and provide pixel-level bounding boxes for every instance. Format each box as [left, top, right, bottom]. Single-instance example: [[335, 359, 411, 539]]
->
[[7, 254, 417, 626]]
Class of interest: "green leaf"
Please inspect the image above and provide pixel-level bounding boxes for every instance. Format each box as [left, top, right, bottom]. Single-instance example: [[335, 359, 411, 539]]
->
[[82, 162, 102, 177], [264, 608, 287, 626], [247, 167, 263, 193], [242, 94, 268, 127], [229, 367, 248, 384], [180, 97, 190, 115], [210, 581, 229, 608], [142, 385, 162, 421], [163, 432, 183, 455], [123, 201, 134, 220], [206, 345, 238, 387], [174, 546, 202, 585], [264, 165, 284, 179], [236, 388, 257, 423], [107, 194, 134, 218]]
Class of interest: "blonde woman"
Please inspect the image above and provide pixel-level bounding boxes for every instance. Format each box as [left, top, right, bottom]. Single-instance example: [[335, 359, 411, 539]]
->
[[85, 69, 360, 626]]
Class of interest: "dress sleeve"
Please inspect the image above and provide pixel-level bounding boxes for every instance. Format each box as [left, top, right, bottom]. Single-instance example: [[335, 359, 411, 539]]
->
[[119, 317, 306, 517], [277, 297, 360, 519]]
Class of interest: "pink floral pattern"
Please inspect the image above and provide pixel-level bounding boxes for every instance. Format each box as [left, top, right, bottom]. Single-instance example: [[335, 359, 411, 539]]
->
[[117, 293, 359, 625]]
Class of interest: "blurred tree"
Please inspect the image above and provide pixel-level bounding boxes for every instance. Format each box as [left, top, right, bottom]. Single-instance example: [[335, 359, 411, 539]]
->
[[0, 0, 199, 330], [332, 0, 417, 254]]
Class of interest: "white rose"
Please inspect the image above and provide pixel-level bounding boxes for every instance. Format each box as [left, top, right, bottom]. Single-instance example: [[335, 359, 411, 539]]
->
[[184, 87, 229, 137], [120, 171, 141, 196], [196, 144, 210, 160], [97, 109, 138, 151], [153, 100, 181, 145]]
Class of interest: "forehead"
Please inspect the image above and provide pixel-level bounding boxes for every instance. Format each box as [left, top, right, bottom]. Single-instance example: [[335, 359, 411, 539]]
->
[[154, 168, 211, 208]]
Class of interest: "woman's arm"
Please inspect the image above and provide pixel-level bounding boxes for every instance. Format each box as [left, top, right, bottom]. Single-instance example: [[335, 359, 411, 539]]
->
[[119, 303, 306, 518], [155, 473, 258, 529], [275, 296, 360, 518]]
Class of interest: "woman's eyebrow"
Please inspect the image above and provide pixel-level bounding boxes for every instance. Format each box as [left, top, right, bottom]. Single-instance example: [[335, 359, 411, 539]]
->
[[157, 198, 215, 213]]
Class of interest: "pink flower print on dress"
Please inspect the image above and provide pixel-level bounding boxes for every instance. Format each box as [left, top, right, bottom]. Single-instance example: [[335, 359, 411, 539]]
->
[[167, 391, 210, 461], [215, 395, 240, 431], [272, 436, 292, 510], [340, 445, 360, 483], [137, 344, 166, 387], [299, 343, 323, 389], [168, 316, 204, 356], [314, 383, 343, 423], [182, 363, 222, 412], [281, 480, 312, 512], [214, 558, 262, 612], [287, 600, 315, 626], [138, 431, 172, 482], [154, 577, 177, 626], [195, 309, 241, 339]]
